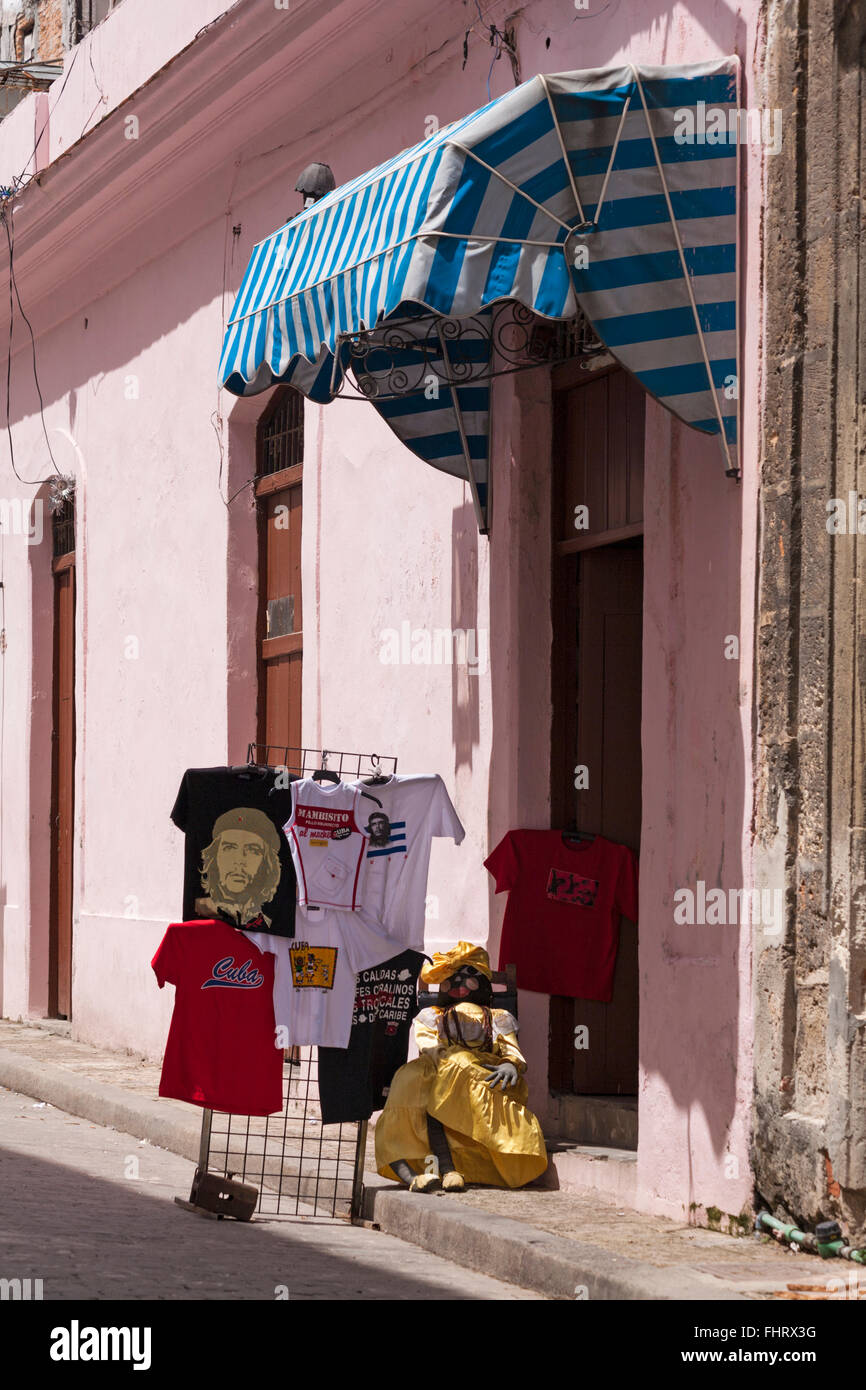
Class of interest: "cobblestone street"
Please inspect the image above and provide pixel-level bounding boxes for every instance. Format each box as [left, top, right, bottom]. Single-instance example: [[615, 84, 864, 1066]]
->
[[0, 1088, 542, 1301]]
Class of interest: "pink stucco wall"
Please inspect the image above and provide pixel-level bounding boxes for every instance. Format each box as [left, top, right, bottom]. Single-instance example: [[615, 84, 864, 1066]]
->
[[0, 0, 765, 1223]]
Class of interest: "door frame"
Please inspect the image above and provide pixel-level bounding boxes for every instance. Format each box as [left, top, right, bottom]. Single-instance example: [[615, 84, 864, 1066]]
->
[[255, 388, 304, 754], [49, 548, 75, 1019]]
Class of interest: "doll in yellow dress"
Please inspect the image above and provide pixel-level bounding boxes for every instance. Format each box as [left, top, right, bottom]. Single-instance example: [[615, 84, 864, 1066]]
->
[[375, 941, 547, 1192]]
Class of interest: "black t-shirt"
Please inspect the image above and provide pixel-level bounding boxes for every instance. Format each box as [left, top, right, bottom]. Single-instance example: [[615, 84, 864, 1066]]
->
[[171, 766, 298, 938], [317, 950, 425, 1124]]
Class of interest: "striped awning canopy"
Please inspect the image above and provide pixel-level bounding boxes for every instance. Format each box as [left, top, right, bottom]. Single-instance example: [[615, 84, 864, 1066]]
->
[[220, 58, 740, 529]]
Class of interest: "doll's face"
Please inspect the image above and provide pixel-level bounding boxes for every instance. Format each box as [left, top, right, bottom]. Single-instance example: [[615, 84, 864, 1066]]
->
[[437, 964, 492, 1006]]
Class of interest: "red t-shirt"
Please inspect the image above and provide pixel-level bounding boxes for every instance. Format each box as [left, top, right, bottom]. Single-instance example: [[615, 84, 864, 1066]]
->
[[152, 920, 283, 1116], [484, 831, 639, 1001]]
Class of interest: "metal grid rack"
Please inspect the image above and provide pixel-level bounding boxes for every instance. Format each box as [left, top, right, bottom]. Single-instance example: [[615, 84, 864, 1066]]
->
[[246, 744, 397, 781], [182, 745, 396, 1223], [200, 1048, 368, 1221]]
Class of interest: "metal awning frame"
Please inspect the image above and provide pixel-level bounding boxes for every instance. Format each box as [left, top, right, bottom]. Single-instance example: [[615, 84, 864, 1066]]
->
[[327, 303, 609, 533], [327, 302, 607, 404]]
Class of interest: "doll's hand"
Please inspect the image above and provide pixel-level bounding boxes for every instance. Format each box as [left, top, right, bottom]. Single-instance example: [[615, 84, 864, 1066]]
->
[[482, 1061, 518, 1091]]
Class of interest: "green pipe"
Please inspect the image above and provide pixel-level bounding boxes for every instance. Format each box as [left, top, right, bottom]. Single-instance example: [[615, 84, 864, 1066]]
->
[[756, 1211, 866, 1263]]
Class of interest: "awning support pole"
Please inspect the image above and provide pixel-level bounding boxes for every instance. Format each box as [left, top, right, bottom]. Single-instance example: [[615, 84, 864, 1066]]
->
[[538, 74, 586, 224], [538, 75, 630, 231], [592, 92, 632, 226], [446, 140, 574, 236], [436, 322, 488, 534]]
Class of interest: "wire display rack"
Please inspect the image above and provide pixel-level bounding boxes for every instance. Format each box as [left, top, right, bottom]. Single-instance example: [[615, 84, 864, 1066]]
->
[[199, 1048, 367, 1221], [179, 745, 396, 1223]]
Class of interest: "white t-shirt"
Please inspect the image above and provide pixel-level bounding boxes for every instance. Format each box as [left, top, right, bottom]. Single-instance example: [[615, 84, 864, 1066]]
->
[[244, 904, 395, 1048], [283, 778, 369, 910], [351, 774, 465, 950]]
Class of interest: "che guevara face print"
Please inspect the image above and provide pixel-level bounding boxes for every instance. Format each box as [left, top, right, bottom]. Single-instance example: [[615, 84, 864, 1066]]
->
[[365, 810, 392, 849], [195, 807, 282, 928]]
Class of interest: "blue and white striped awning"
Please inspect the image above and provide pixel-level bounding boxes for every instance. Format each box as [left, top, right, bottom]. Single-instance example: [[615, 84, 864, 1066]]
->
[[220, 58, 740, 528]]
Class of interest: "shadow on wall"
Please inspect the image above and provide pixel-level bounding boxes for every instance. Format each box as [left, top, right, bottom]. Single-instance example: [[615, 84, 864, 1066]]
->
[[638, 404, 749, 1211], [451, 498, 480, 776]]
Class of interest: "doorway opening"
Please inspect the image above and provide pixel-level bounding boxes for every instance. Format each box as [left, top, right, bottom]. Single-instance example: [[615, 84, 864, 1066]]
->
[[549, 362, 644, 1148]]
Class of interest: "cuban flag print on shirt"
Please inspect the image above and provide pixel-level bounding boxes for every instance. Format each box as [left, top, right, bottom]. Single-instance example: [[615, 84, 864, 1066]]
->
[[365, 819, 406, 859]]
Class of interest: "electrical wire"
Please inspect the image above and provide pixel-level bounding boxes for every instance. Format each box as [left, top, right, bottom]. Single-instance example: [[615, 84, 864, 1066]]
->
[[2, 211, 60, 484], [464, 0, 520, 99], [1, 209, 43, 485], [0, 37, 94, 490], [13, 43, 80, 194], [4, 213, 60, 475], [80, 32, 108, 139], [0, 38, 83, 486]]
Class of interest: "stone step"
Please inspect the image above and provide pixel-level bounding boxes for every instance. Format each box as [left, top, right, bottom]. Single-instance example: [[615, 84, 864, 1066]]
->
[[542, 1142, 638, 1204]]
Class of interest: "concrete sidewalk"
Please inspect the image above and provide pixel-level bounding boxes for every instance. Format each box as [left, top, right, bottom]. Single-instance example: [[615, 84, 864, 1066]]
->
[[0, 1018, 855, 1302]]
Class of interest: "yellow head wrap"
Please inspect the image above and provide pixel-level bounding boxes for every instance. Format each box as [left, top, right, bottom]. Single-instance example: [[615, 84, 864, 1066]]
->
[[420, 940, 492, 985]]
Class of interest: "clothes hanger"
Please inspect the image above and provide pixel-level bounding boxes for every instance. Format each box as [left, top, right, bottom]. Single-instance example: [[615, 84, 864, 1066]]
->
[[235, 744, 269, 780], [562, 824, 596, 843], [361, 753, 392, 787], [311, 749, 341, 784]]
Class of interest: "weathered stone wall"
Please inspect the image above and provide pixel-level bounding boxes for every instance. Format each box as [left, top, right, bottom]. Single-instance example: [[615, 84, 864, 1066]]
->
[[34, 0, 63, 60], [755, 0, 866, 1238], [0, 0, 66, 62]]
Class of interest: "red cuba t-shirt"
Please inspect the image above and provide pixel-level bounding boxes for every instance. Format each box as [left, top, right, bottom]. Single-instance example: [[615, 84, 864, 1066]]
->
[[484, 831, 639, 1001], [152, 920, 283, 1116]]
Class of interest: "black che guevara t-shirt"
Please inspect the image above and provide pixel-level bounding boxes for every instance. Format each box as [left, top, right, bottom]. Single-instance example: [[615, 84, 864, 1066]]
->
[[171, 766, 298, 939], [317, 949, 426, 1123]]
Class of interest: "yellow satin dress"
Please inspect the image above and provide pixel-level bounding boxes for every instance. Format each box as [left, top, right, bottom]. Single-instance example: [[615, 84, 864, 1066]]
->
[[375, 1002, 548, 1188]]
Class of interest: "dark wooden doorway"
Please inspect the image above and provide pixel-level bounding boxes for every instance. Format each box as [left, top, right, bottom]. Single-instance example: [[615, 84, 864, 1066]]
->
[[549, 363, 644, 1104], [256, 389, 304, 750], [49, 497, 76, 1018]]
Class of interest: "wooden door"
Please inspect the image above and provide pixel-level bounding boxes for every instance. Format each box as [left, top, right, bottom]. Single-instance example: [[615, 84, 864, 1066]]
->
[[50, 553, 75, 1018], [549, 365, 644, 1097], [256, 390, 304, 753]]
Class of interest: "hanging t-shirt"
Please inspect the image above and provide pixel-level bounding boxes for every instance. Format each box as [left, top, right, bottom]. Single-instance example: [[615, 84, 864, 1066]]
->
[[152, 920, 283, 1116], [484, 830, 639, 1001], [170, 766, 298, 937], [317, 949, 426, 1124], [243, 903, 396, 1049], [351, 774, 465, 949], [283, 779, 369, 911]]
